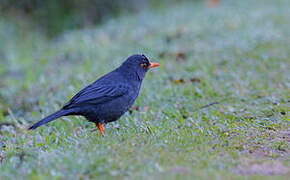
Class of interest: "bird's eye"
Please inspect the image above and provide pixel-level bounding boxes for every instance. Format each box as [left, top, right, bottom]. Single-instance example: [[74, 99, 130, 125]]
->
[[140, 63, 147, 69]]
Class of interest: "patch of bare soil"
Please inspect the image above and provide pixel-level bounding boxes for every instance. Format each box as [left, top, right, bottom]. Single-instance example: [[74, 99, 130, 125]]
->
[[235, 159, 289, 176]]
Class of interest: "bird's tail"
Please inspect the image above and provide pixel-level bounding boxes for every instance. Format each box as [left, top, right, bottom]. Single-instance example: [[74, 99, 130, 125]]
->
[[28, 109, 70, 130]]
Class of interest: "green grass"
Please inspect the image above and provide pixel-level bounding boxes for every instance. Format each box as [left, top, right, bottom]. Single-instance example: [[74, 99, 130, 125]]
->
[[0, 0, 289, 179]]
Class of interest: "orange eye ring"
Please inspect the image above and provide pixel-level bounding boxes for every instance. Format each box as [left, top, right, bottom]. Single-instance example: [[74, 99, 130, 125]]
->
[[140, 63, 147, 69]]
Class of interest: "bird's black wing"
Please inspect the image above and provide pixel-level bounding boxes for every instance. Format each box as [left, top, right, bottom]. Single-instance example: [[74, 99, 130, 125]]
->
[[63, 83, 129, 109]]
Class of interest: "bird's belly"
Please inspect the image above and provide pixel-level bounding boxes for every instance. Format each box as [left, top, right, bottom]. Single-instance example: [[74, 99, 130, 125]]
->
[[96, 96, 135, 123]]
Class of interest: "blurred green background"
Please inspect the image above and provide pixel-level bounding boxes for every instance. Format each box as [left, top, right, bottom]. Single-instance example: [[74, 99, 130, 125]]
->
[[0, 0, 198, 36]]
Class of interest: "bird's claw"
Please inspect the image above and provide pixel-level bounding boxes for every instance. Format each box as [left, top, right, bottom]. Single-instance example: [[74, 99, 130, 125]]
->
[[96, 122, 105, 137]]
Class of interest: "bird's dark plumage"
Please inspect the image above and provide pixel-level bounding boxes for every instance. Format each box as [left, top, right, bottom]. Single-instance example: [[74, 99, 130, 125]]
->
[[28, 54, 159, 135]]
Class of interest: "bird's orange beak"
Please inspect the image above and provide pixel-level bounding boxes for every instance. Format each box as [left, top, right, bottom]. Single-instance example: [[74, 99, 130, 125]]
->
[[149, 62, 160, 69]]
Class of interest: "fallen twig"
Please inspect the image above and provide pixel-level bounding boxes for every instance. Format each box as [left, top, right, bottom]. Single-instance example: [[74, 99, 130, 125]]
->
[[194, 102, 220, 112], [0, 122, 15, 128]]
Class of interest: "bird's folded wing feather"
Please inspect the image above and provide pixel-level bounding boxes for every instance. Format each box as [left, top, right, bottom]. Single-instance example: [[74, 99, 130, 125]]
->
[[63, 84, 129, 109]]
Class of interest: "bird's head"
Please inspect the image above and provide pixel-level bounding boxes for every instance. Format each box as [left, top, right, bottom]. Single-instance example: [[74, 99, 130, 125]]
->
[[119, 54, 159, 81]]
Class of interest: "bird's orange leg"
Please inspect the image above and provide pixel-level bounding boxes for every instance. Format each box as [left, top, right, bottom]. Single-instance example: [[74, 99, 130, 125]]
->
[[96, 122, 105, 136]]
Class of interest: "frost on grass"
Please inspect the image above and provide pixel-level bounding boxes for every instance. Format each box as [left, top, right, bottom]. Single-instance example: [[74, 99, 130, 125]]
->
[[0, 0, 290, 179]]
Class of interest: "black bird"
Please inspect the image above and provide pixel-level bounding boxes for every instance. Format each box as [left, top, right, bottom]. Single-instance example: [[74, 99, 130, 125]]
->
[[28, 54, 159, 136]]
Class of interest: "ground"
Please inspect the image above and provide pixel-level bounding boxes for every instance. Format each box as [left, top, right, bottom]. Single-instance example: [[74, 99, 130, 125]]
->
[[0, 0, 289, 179]]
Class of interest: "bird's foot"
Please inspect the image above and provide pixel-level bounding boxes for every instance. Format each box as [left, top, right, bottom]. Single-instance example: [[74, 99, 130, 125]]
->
[[96, 122, 105, 137]]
